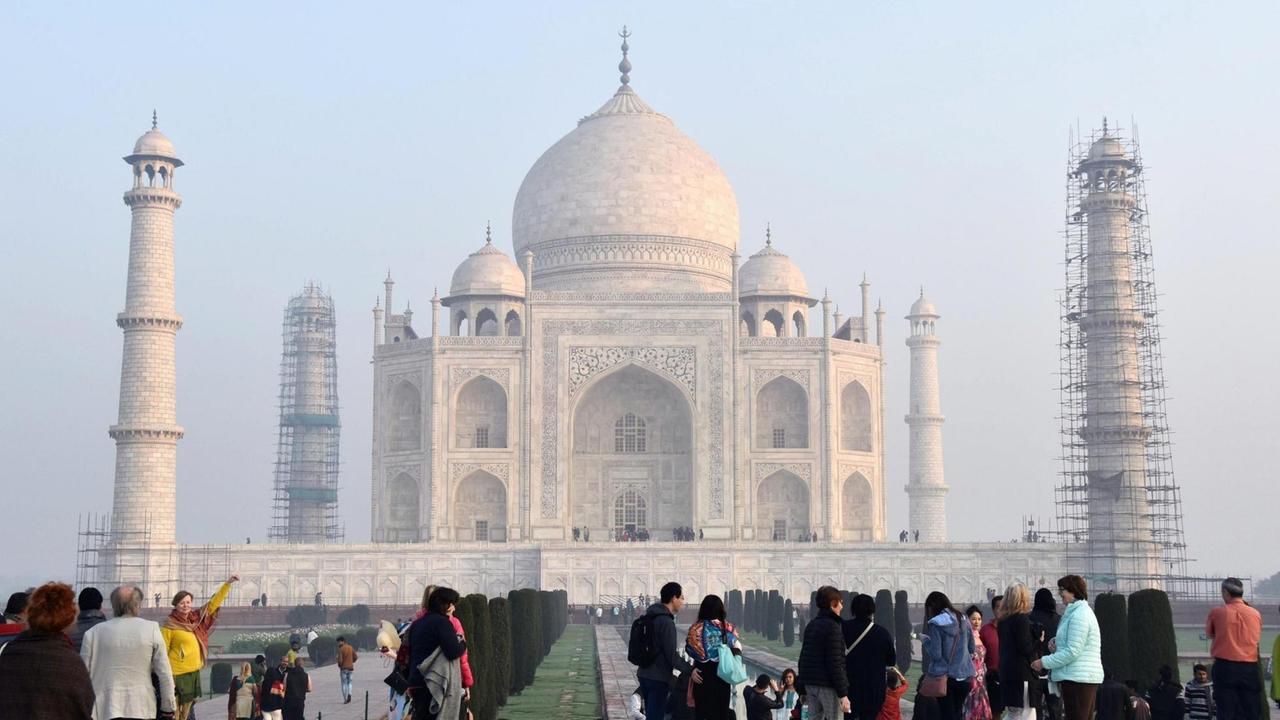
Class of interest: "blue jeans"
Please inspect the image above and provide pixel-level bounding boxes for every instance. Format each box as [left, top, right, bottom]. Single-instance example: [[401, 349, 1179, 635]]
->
[[639, 677, 671, 720], [340, 668, 354, 699]]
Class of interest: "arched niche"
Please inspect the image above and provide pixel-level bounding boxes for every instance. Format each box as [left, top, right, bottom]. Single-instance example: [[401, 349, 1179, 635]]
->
[[570, 364, 693, 536], [475, 308, 499, 336], [755, 470, 810, 540], [455, 375, 507, 448], [842, 472, 874, 541], [386, 472, 420, 541], [755, 376, 809, 449], [454, 470, 507, 541], [840, 381, 873, 452], [388, 381, 421, 452]]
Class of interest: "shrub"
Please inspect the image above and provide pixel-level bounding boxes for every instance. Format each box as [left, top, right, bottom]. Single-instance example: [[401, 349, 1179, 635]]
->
[[307, 636, 337, 667], [874, 589, 893, 630], [744, 590, 755, 633], [727, 590, 742, 625], [355, 626, 378, 651], [842, 590, 854, 620], [508, 589, 541, 693], [264, 641, 291, 668], [285, 604, 327, 628], [756, 590, 767, 633], [768, 592, 783, 641], [783, 599, 795, 647], [336, 604, 370, 626], [489, 597, 513, 706], [210, 662, 233, 694], [1094, 592, 1129, 682], [1128, 589, 1178, 690], [894, 590, 913, 674], [461, 594, 495, 720]]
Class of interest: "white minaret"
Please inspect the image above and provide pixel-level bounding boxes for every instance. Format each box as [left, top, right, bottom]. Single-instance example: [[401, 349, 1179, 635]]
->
[[110, 113, 184, 545], [905, 289, 947, 542]]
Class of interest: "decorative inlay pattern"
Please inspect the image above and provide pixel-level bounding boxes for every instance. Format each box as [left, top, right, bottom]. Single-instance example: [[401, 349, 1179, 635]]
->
[[386, 371, 421, 392], [753, 462, 813, 484], [838, 462, 873, 481], [541, 319, 725, 519], [752, 368, 810, 392], [741, 337, 824, 348], [438, 336, 523, 347], [532, 291, 734, 303], [449, 367, 511, 392], [567, 346, 696, 399], [450, 462, 510, 484]]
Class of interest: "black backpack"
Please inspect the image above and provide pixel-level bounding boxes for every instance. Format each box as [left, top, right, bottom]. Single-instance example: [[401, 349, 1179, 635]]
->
[[628, 613, 659, 667]]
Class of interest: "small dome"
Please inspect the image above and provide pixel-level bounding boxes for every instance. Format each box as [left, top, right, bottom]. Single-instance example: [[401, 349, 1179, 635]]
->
[[739, 238, 810, 299], [448, 236, 525, 299], [132, 128, 178, 158], [909, 291, 938, 317], [1087, 135, 1126, 162]]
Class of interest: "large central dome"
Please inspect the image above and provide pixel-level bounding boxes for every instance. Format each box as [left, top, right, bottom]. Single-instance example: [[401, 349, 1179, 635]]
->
[[512, 55, 740, 292]]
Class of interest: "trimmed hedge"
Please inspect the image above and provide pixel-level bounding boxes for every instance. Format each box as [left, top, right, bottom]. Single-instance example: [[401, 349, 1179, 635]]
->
[[778, 594, 788, 645], [874, 589, 894, 630], [307, 636, 337, 666], [464, 594, 496, 720], [894, 590, 913, 674], [744, 590, 755, 633], [355, 626, 378, 651], [1095, 592, 1129, 682], [489, 597, 513, 708], [285, 604, 327, 628], [1128, 589, 1178, 690], [264, 641, 291, 668], [336, 604, 370, 626], [211, 662, 233, 694], [767, 591, 782, 641]]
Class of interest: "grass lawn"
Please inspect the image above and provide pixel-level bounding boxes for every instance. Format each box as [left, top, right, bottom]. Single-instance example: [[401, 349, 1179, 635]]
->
[[500, 624, 601, 720], [737, 630, 801, 666]]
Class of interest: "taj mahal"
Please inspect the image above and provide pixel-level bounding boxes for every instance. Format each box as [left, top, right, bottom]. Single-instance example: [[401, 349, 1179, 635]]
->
[[88, 34, 1085, 606]]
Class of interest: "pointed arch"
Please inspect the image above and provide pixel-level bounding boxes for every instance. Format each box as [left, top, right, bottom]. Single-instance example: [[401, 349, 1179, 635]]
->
[[389, 381, 421, 452], [454, 470, 507, 541], [840, 381, 873, 452], [792, 310, 806, 338], [762, 309, 784, 337], [842, 472, 874, 541], [740, 310, 757, 337], [455, 375, 507, 448], [453, 310, 469, 336], [475, 308, 499, 336], [755, 375, 809, 449], [756, 470, 809, 541], [386, 472, 420, 541], [504, 309, 522, 336]]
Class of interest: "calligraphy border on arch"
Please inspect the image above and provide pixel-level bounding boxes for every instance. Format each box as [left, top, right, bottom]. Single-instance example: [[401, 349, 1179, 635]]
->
[[541, 319, 724, 520], [449, 367, 512, 393], [567, 346, 696, 399], [751, 368, 810, 392]]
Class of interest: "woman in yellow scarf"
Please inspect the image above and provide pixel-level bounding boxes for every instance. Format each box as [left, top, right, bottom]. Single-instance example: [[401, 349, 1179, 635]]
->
[[161, 574, 238, 720]]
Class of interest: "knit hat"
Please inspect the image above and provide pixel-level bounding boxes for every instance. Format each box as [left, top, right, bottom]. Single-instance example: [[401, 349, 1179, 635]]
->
[[78, 587, 104, 611]]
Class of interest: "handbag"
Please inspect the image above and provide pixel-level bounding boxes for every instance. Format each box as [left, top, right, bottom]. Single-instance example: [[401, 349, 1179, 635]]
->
[[920, 620, 962, 698], [384, 667, 411, 694], [716, 648, 749, 685]]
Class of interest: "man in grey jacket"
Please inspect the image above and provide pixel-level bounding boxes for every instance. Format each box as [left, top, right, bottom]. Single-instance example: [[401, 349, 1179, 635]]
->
[[637, 582, 692, 720], [81, 585, 177, 720]]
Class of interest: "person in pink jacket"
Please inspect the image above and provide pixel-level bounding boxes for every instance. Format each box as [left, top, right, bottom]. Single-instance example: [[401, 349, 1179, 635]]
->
[[414, 585, 474, 692]]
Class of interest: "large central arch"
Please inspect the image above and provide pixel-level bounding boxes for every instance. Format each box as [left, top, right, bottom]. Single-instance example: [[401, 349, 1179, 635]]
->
[[570, 364, 694, 538], [755, 470, 810, 540], [454, 470, 507, 541]]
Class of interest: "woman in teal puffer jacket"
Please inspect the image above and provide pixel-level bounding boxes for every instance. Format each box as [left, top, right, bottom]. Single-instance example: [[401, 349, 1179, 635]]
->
[[1032, 575, 1102, 720]]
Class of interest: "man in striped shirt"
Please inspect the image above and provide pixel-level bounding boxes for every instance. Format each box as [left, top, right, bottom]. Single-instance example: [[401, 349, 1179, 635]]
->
[[1183, 664, 1214, 720]]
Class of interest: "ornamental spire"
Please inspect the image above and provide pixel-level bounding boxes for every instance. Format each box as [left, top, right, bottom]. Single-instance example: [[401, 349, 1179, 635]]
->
[[618, 26, 632, 86], [152, 109, 158, 130], [765, 222, 772, 247], [485, 220, 492, 244]]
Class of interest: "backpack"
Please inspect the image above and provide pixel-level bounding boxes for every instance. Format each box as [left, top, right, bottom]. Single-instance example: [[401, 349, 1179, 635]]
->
[[628, 613, 659, 667]]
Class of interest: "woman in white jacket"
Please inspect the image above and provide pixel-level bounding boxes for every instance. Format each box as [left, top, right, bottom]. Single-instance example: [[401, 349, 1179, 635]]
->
[[81, 585, 177, 720]]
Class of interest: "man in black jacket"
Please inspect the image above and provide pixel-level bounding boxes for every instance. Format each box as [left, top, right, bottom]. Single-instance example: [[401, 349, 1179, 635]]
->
[[798, 586, 851, 720], [637, 582, 691, 720]]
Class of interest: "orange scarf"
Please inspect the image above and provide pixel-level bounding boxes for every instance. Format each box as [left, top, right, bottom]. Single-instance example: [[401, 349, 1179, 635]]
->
[[164, 605, 218, 666]]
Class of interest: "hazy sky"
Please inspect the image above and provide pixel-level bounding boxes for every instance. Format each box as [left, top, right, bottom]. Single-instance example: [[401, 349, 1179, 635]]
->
[[2, 2, 1276, 590]]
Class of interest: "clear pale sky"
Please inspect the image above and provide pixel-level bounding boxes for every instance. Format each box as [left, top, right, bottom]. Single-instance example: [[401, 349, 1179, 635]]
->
[[2, 2, 1275, 590]]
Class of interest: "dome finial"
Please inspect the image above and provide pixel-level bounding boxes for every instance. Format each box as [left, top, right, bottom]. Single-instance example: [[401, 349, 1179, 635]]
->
[[1102, 116, 1109, 136], [485, 220, 492, 244], [151, 109, 158, 130], [920, 285, 925, 298], [618, 25, 632, 86], [765, 222, 772, 247]]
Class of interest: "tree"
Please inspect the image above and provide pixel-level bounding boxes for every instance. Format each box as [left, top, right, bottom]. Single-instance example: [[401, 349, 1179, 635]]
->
[[894, 590, 913, 674], [1094, 592, 1129, 683], [810, 591, 818, 619], [508, 589, 539, 693], [210, 662, 233, 693], [842, 591, 854, 620], [757, 590, 768, 633], [783, 599, 795, 647], [874, 589, 894, 630], [285, 604, 326, 627], [307, 636, 337, 666], [335, 603, 370, 626], [1128, 589, 1178, 690], [727, 590, 742, 625], [489, 596, 513, 707], [767, 591, 782, 640], [464, 594, 495, 720], [744, 590, 755, 633]]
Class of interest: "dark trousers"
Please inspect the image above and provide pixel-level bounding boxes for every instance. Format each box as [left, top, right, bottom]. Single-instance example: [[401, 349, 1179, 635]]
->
[[692, 661, 731, 720], [937, 677, 970, 720], [985, 668, 1005, 716], [413, 690, 440, 720], [640, 677, 672, 720], [1058, 681, 1098, 720], [1212, 659, 1262, 720]]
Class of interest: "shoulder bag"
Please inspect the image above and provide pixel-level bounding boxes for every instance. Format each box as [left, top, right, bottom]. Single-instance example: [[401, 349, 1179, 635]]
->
[[920, 622, 961, 698], [846, 622, 874, 655]]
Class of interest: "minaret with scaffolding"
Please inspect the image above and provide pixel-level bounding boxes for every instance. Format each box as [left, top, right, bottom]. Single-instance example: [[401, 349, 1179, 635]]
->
[[270, 284, 342, 542], [1057, 120, 1187, 594]]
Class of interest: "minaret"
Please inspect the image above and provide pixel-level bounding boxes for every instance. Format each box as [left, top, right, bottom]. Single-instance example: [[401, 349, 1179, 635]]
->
[[1075, 123, 1161, 588], [905, 290, 947, 542], [110, 113, 184, 545]]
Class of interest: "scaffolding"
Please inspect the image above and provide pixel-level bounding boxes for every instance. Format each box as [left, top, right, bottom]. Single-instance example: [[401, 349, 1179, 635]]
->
[[1056, 122, 1194, 596], [269, 284, 343, 543], [75, 513, 179, 602]]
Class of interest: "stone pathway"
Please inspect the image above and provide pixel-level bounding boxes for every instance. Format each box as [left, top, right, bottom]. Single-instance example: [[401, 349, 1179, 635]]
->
[[195, 654, 399, 720], [595, 626, 633, 720]]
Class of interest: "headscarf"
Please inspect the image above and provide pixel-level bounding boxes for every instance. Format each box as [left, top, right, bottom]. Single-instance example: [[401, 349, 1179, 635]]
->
[[163, 596, 219, 666]]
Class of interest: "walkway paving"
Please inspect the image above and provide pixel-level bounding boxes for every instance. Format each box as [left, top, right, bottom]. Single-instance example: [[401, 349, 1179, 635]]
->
[[195, 652, 399, 720], [595, 625, 634, 720]]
